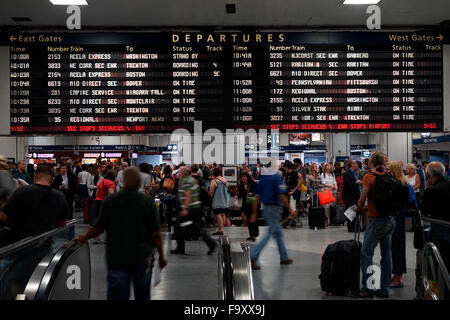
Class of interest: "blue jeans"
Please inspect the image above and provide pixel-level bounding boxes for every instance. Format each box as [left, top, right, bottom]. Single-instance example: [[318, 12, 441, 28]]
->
[[250, 204, 289, 262], [360, 216, 396, 294], [107, 260, 153, 300]]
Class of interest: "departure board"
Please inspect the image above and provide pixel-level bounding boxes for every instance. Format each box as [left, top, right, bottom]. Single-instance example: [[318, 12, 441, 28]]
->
[[7, 31, 445, 134]]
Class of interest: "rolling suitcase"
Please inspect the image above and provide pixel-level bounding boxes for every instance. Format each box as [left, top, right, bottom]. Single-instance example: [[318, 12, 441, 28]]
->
[[330, 204, 346, 226], [319, 215, 362, 296], [309, 188, 325, 229]]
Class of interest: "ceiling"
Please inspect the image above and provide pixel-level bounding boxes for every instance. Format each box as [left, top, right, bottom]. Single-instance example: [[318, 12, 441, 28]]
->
[[0, 0, 449, 30]]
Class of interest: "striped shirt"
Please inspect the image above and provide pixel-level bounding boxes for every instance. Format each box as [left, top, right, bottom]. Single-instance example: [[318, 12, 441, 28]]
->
[[178, 175, 201, 210]]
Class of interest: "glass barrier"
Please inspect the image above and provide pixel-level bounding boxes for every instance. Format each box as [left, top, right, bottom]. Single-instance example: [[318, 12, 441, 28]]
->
[[0, 222, 75, 300]]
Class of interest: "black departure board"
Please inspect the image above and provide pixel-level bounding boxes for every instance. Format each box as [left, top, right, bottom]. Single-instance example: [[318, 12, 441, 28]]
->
[[7, 31, 445, 134]]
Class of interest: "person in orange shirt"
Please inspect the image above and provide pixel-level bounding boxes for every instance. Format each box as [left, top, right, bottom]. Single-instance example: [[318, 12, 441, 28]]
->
[[351, 151, 396, 299]]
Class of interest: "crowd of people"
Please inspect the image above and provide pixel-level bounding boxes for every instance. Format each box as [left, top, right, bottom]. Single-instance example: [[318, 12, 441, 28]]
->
[[1, 152, 450, 300]]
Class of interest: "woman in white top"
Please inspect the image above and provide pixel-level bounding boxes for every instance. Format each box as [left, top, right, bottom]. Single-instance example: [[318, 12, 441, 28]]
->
[[319, 163, 338, 227], [406, 163, 420, 202]]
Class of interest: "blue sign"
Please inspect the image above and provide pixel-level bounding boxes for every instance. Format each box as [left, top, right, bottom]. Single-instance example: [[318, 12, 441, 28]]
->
[[350, 145, 376, 150], [413, 135, 450, 145]]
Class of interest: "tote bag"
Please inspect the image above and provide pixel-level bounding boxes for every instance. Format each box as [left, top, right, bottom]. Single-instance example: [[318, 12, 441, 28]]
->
[[318, 188, 335, 206]]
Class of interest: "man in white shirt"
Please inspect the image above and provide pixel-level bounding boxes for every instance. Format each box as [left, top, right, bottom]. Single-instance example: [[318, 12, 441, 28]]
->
[[116, 162, 128, 192], [77, 164, 91, 217], [138, 163, 152, 195]]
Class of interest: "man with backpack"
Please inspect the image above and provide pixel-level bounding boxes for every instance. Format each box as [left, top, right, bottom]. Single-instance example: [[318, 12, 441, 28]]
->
[[351, 151, 409, 299], [170, 166, 216, 255]]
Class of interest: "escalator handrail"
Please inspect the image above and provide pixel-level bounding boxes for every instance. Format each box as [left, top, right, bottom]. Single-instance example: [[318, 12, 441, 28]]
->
[[33, 239, 89, 300], [0, 219, 77, 258], [239, 242, 254, 300], [219, 236, 234, 300], [422, 242, 450, 300], [421, 215, 450, 229]]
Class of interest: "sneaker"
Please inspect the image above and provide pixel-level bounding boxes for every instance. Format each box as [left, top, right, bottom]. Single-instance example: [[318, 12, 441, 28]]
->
[[349, 289, 373, 298], [170, 248, 185, 255], [251, 260, 261, 270], [374, 289, 389, 298], [280, 259, 293, 265]]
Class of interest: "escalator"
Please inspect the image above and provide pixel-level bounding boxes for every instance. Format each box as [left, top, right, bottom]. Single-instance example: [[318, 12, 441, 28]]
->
[[416, 215, 450, 300], [218, 236, 254, 300], [0, 220, 91, 300]]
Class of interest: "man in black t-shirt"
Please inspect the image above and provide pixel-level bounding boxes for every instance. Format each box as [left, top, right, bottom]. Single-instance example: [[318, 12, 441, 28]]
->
[[0, 164, 70, 245], [76, 166, 167, 300]]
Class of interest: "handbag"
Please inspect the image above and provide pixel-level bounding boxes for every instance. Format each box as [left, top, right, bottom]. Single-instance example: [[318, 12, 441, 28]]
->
[[246, 194, 255, 205], [318, 188, 335, 206]]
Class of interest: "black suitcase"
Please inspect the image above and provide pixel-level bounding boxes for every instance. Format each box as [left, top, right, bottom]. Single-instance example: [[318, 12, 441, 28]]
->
[[330, 204, 346, 226], [319, 216, 362, 296], [309, 188, 325, 229]]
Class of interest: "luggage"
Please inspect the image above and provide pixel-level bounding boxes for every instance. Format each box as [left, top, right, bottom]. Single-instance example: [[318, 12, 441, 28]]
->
[[319, 216, 362, 296], [330, 204, 346, 226], [309, 188, 325, 229]]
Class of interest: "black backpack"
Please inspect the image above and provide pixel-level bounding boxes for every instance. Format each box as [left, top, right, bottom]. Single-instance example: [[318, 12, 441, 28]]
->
[[371, 173, 409, 217]]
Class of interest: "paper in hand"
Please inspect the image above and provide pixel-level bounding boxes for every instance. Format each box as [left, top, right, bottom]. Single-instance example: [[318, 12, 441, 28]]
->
[[153, 258, 162, 287], [344, 205, 358, 222]]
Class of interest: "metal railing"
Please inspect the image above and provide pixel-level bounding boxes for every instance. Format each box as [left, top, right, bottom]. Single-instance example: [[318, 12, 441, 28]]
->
[[22, 239, 91, 300], [421, 215, 450, 228], [421, 242, 450, 300], [0, 219, 77, 258], [218, 236, 254, 300], [218, 236, 234, 300]]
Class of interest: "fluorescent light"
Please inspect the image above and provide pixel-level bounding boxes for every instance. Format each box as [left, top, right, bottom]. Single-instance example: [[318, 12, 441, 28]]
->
[[49, 0, 88, 5], [343, 0, 381, 4]]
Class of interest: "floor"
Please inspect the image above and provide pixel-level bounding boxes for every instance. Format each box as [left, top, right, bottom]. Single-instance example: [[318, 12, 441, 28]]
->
[[74, 213, 418, 300]]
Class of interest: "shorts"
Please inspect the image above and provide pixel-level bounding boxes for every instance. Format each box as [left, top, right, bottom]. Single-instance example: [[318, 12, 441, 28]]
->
[[300, 192, 306, 201], [213, 208, 229, 215]]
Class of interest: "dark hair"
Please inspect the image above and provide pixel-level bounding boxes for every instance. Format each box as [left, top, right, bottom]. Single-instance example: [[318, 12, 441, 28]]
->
[[213, 167, 222, 177], [81, 164, 88, 171], [293, 158, 302, 165], [286, 162, 295, 170], [344, 160, 351, 169], [139, 162, 150, 174], [191, 163, 199, 173], [104, 169, 116, 181], [35, 164, 54, 177], [163, 165, 172, 176], [148, 164, 154, 171], [369, 151, 386, 172], [240, 171, 251, 182]]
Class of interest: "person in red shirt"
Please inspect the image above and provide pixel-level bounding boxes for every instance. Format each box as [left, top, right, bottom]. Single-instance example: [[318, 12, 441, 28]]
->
[[335, 166, 346, 205], [92, 169, 116, 243]]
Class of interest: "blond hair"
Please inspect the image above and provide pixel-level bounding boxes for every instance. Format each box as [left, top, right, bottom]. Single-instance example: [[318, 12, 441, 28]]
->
[[388, 161, 408, 186], [406, 163, 417, 174], [310, 163, 319, 178]]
